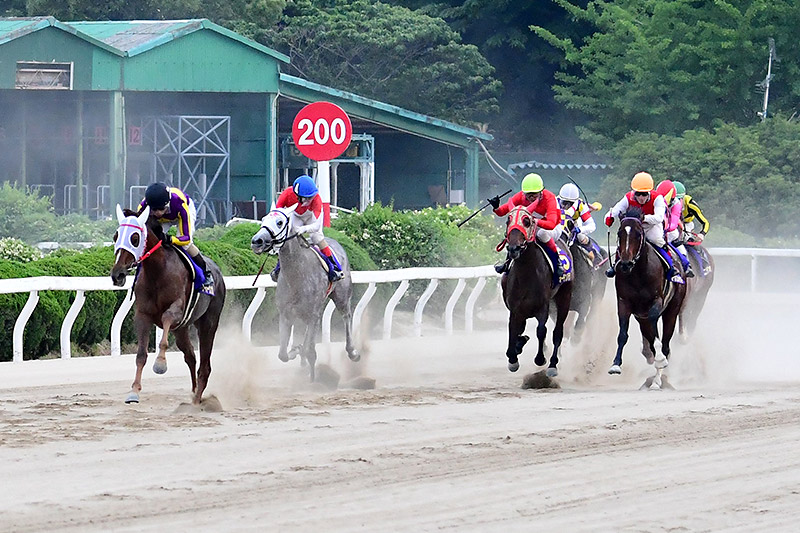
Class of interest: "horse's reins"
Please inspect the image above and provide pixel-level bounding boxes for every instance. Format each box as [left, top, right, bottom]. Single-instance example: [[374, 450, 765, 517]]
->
[[252, 210, 303, 286]]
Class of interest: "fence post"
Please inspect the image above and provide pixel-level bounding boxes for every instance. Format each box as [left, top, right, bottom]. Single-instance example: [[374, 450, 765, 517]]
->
[[445, 279, 467, 334], [13, 291, 39, 362], [414, 279, 439, 337], [465, 277, 487, 332], [383, 280, 409, 340], [111, 289, 134, 356], [60, 289, 86, 359]]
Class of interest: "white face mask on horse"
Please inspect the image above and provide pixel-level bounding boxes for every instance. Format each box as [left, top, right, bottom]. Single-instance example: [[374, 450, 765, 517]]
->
[[253, 204, 298, 254], [114, 204, 151, 263]]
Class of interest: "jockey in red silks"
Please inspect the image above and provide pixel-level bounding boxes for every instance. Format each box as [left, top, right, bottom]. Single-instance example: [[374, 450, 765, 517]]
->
[[657, 179, 694, 278], [270, 175, 344, 283], [138, 182, 214, 291], [489, 172, 564, 277], [604, 172, 684, 283]]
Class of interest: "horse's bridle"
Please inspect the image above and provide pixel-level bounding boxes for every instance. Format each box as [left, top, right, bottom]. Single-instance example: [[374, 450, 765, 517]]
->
[[115, 219, 161, 271], [617, 216, 645, 267], [260, 209, 302, 251], [497, 206, 536, 252]]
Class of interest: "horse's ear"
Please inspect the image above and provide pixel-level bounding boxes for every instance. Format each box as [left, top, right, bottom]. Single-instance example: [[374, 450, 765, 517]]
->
[[115, 204, 125, 223], [270, 201, 276, 211], [137, 206, 150, 227], [284, 203, 298, 214]]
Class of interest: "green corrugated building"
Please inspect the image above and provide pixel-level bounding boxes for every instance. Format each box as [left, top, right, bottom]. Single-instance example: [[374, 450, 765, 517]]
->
[[0, 17, 491, 223]]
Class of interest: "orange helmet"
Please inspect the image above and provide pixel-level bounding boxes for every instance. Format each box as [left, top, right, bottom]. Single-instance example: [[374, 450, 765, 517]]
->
[[655, 180, 676, 203], [631, 172, 654, 192]]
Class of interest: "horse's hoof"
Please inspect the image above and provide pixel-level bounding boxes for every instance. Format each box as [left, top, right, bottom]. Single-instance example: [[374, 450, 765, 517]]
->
[[645, 355, 655, 365], [649, 381, 662, 391], [287, 346, 301, 361], [152, 359, 167, 375], [534, 355, 546, 367], [348, 350, 361, 362], [278, 352, 289, 363], [125, 391, 139, 404], [508, 361, 520, 372], [546, 367, 558, 378], [608, 365, 622, 375], [654, 357, 669, 370]]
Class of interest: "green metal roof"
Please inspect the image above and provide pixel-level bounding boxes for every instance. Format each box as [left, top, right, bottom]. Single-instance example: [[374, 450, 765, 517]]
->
[[0, 16, 123, 55], [279, 73, 493, 148], [69, 19, 289, 62], [0, 17, 288, 62]]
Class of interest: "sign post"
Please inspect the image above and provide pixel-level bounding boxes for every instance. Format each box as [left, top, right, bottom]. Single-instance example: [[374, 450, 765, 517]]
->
[[292, 102, 352, 226]]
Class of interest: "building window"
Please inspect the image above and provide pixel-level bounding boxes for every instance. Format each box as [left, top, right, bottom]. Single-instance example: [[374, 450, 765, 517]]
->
[[15, 61, 73, 89]]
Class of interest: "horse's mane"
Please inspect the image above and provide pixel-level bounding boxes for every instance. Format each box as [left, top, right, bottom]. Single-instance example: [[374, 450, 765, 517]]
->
[[622, 206, 644, 220], [121, 207, 166, 241]]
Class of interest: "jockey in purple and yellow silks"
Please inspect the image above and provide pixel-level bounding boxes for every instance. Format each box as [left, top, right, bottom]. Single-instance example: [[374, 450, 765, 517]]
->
[[137, 182, 214, 290]]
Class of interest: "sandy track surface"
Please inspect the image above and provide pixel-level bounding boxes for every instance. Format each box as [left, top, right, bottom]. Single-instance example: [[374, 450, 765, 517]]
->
[[1, 292, 799, 532]]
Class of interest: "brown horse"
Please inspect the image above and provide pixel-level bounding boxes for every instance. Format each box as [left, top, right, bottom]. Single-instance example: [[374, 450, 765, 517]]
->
[[679, 241, 715, 342], [609, 215, 686, 389], [110, 206, 226, 405], [500, 206, 573, 376]]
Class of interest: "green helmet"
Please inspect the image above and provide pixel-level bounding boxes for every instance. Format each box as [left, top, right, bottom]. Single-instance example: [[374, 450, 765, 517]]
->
[[673, 181, 686, 199], [521, 173, 544, 193]]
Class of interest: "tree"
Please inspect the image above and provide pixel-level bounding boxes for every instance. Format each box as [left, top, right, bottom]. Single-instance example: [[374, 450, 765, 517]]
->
[[533, 0, 800, 145], [260, 0, 500, 126]]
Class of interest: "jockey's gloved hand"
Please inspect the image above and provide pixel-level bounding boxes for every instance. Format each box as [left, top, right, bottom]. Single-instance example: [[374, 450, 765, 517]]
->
[[605, 214, 614, 227], [487, 195, 501, 210], [696, 232, 705, 242]]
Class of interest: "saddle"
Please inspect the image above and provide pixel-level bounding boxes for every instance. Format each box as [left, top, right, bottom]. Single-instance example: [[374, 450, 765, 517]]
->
[[647, 242, 684, 285], [169, 246, 213, 328], [686, 242, 712, 276]]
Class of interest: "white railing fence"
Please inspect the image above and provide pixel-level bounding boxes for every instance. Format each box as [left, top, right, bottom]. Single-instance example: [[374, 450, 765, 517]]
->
[[0, 266, 496, 363], [1, 247, 798, 363]]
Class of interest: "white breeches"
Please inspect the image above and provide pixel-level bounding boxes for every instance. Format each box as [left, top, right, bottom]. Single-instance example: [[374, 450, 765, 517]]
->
[[644, 223, 665, 247], [536, 225, 562, 243], [665, 228, 680, 243]]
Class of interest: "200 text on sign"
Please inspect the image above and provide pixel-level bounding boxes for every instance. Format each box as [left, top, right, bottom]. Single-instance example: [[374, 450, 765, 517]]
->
[[292, 102, 352, 161]]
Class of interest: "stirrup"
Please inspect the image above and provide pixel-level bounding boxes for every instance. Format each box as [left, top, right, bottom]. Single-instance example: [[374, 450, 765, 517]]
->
[[668, 269, 685, 284], [270, 267, 279, 282], [685, 266, 695, 278], [605, 265, 616, 278], [328, 268, 344, 282]]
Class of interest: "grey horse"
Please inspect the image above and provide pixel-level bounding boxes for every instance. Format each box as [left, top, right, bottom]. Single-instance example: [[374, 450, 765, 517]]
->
[[250, 205, 360, 382]]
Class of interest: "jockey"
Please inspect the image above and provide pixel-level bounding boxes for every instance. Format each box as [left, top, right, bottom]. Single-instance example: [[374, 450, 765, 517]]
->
[[138, 182, 214, 290], [604, 172, 683, 283], [557, 183, 596, 250], [489, 172, 564, 277], [656, 180, 694, 278], [270, 175, 344, 283], [673, 181, 710, 243]]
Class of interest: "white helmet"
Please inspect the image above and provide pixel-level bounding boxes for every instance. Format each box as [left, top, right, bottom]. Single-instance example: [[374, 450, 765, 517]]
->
[[558, 183, 580, 202]]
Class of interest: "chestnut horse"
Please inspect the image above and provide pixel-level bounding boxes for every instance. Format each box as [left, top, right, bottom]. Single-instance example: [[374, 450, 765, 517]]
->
[[609, 214, 686, 389], [110, 206, 226, 404], [500, 206, 573, 376]]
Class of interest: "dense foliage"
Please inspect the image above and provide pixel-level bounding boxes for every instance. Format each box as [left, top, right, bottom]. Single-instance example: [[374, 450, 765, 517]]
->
[[533, 0, 800, 145]]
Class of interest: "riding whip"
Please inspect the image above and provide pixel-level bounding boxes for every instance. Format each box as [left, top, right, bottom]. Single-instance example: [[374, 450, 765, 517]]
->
[[457, 189, 512, 228]]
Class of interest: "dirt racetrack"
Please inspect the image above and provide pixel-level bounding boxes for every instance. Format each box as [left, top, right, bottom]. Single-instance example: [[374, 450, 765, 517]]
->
[[1, 291, 799, 532]]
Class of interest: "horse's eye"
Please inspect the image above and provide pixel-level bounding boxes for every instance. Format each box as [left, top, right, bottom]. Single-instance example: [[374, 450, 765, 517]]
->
[[131, 233, 140, 247], [277, 220, 283, 227], [522, 217, 531, 227], [113, 231, 119, 243]]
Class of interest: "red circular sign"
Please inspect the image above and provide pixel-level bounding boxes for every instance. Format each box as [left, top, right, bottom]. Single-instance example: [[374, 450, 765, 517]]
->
[[291, 102, 352, 161]]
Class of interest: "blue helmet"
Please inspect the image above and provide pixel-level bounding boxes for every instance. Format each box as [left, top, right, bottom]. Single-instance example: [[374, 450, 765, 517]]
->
[[293, 175, 318, 198]]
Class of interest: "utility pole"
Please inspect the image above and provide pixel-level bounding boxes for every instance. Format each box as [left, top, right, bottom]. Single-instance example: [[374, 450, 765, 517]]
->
[[758, 38, 778, 122]]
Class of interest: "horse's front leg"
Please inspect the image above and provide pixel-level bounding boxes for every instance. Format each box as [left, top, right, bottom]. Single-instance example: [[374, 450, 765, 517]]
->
[[547, 287, 572, 377], [638, 316, 658, 366], [277, 312, 292, 363], [609, 301, 632, 375], [533, 307, 548, 368], [302, 318, 318, 382], [505, 312, 528, 372], [153, 301, 182, 375], [126, 314, 151, 404]]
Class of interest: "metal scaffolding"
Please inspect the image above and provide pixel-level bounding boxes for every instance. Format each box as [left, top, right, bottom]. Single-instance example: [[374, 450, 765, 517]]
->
[[143, 115, 231, 224]]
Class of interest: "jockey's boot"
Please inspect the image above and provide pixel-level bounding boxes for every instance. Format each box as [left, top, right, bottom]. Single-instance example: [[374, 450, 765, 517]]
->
[[669, 243, 694, 278], [494, 255, 511, 274], [325, 253, 345, 282], [270, 260, 280, 282], [657, 245, 683, 284], [192, 253, 214, 289]]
